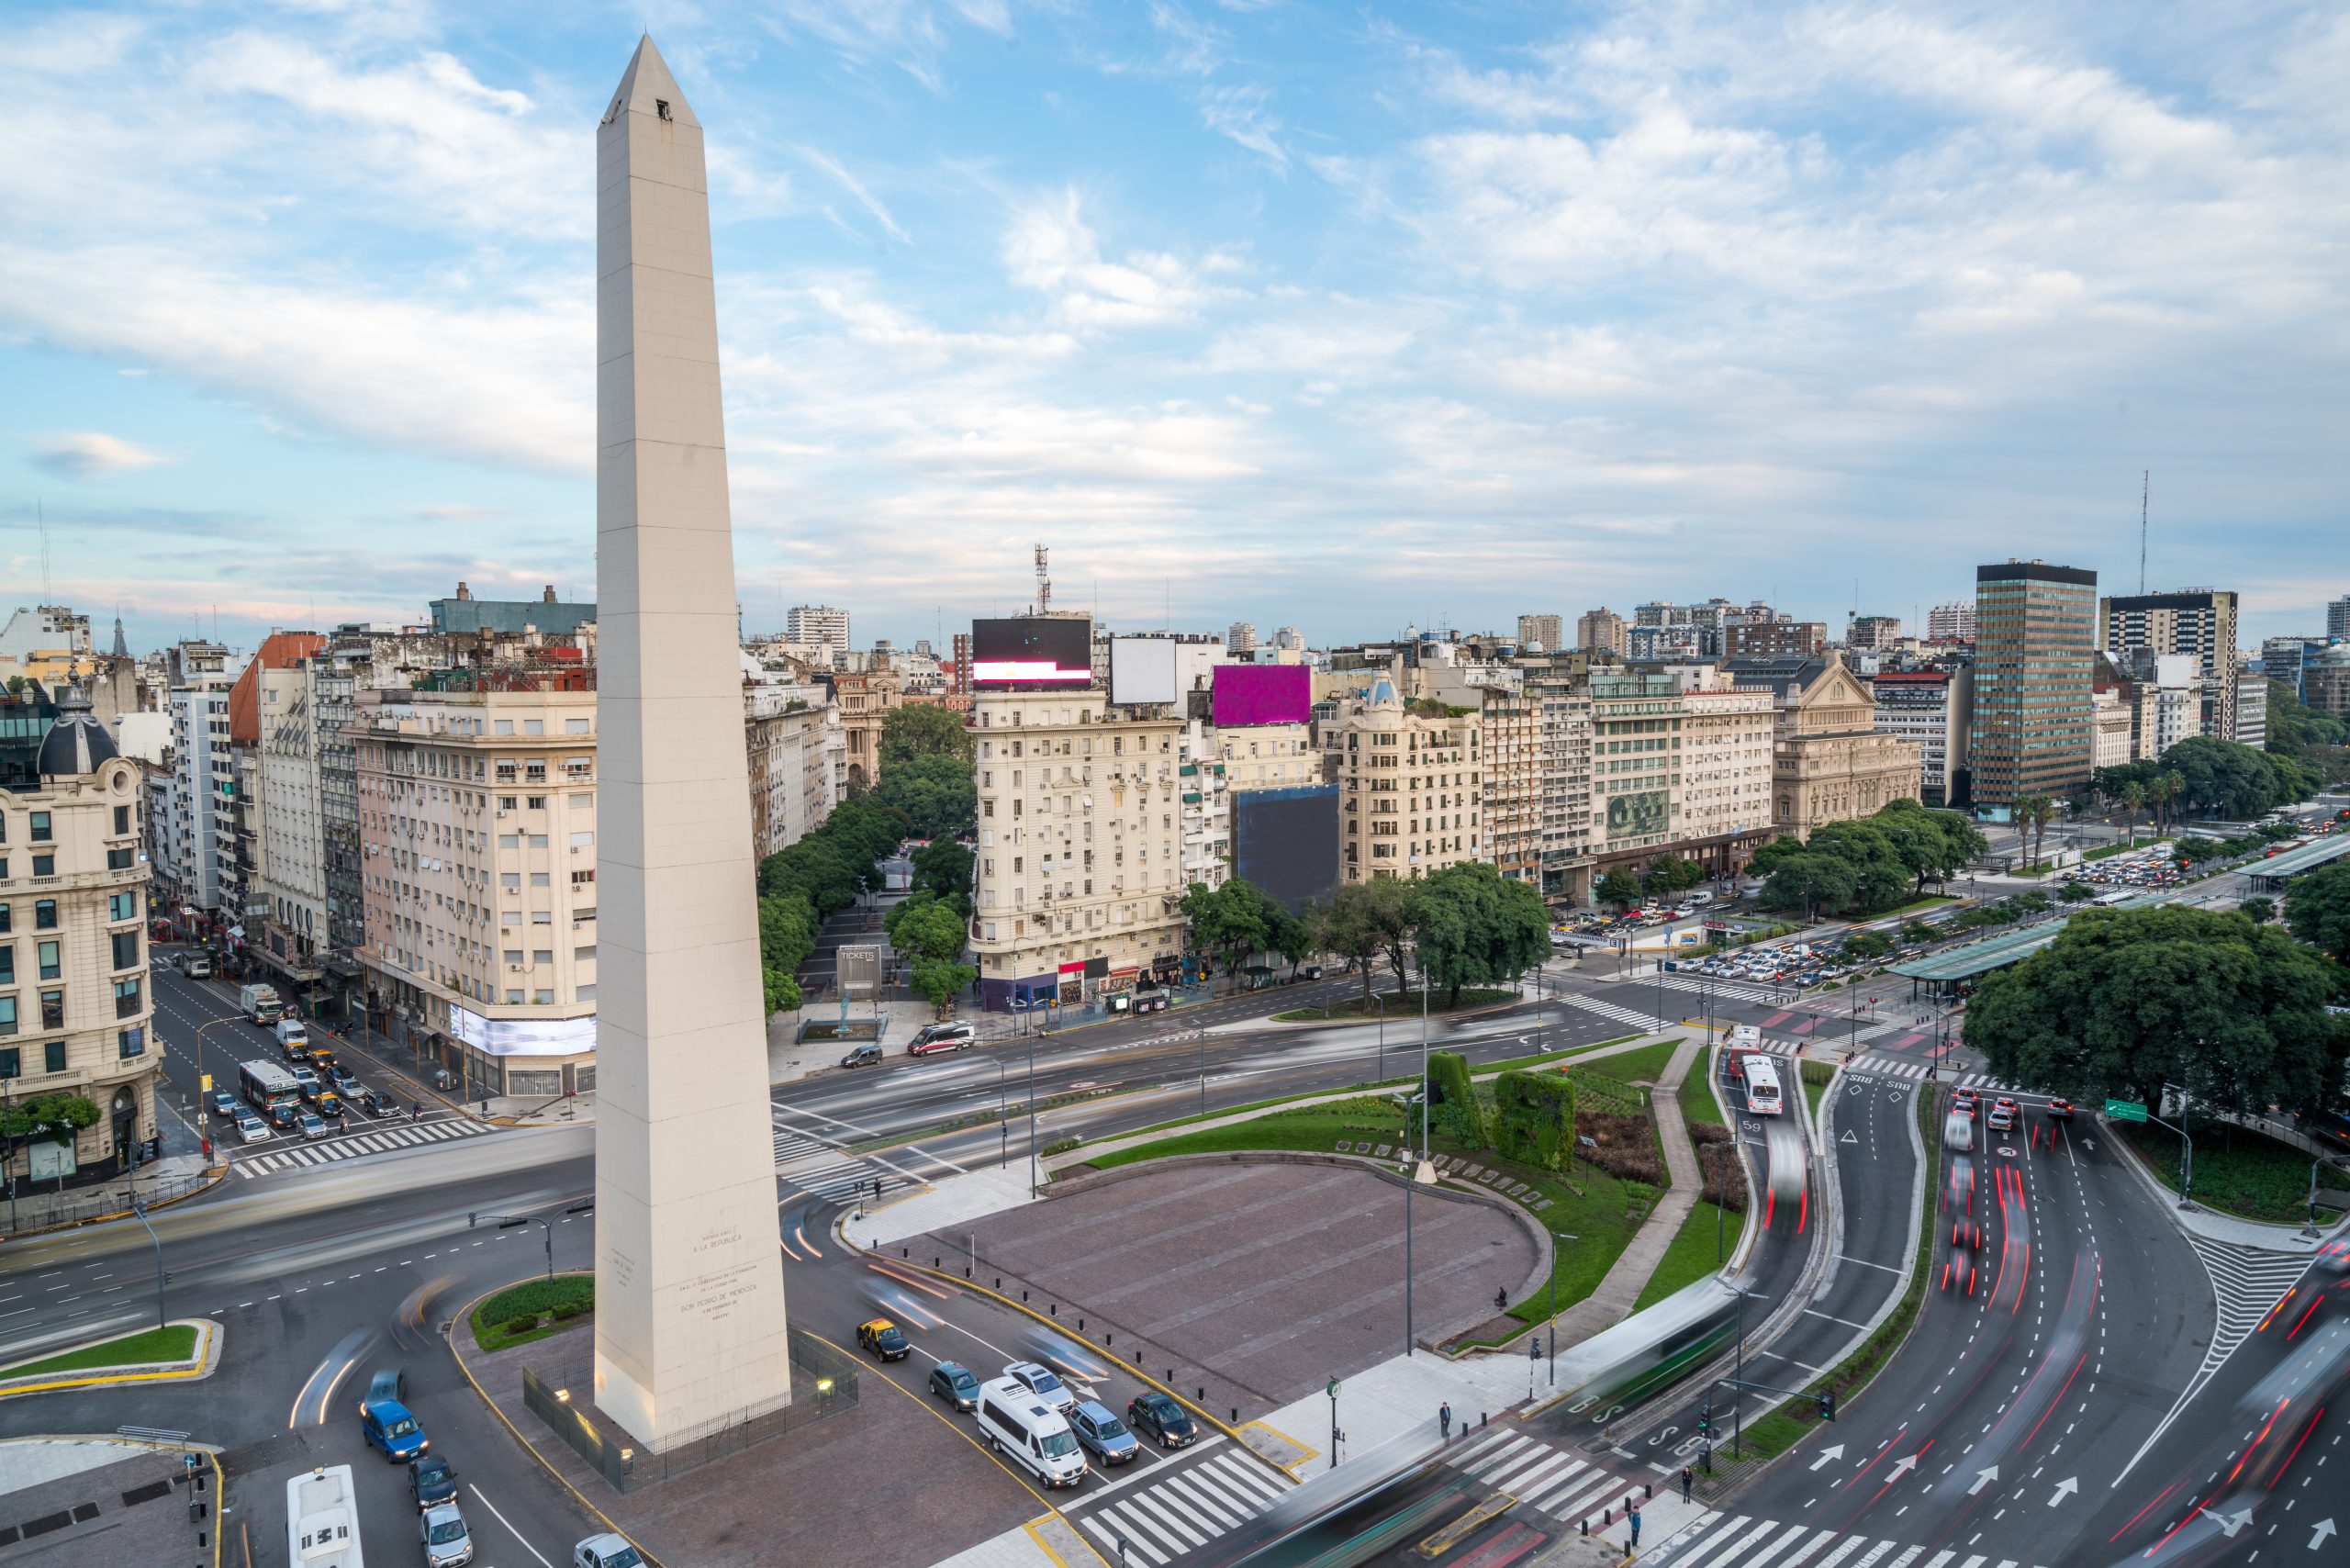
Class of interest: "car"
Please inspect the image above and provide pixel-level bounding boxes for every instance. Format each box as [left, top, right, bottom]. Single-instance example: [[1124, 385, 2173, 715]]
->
[[1069, 1401, 1139, 1465], [573, 1536, 645, 1568], [908, 1021, 977, 1056], [1950, 1215, 1980, 1249], [1126, 1391, 1197, 1449], [857, 1318, 911, 1361], [1005, 1361, 1076, 1416], [207, 1090, 240, 1121], [2044, 1098, 2074, 1120], [420, 1502, 476, 1568], [1947, 1157, 1975, 1215], [328, 1066, 359, 1094], [358, 1089, 401, 1118], [235, 1112, 271, 1144], [1952, 1087, 1979, 1116], [839, 1042, 884, 1069], [314, 1091, 346, 1122], [1986, 1101, 2016, 1133], [360, 1398, 430, 1462], [930, 1361, 980, 1411], [266, 1100, 301, 1131], [408, 1455, 459, 1511], [290, 1065, 320, 1094], [298, 1111, 330, 1140], [1941, 1247, 1978, 1295]]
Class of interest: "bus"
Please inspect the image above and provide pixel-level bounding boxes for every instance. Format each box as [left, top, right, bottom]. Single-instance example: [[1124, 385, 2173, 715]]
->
[[286, 1463, 364, 1568], [239, 1059, 303, 1117], [1743, 1055, 1785, 1116]]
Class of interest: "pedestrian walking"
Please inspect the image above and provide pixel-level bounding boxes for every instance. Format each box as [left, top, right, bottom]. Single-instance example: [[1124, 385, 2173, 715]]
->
[[1494, 1286, 1508, 1314], [1439, 1401, 1452, 1439], [1680, 1465, 1694, 1504], [1628, 1499, 1641, 1549]]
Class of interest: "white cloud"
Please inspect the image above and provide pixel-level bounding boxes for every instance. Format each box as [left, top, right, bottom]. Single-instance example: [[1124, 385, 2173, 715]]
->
[[28, 431, 171, 479], [1002, 189, 1232, 328]]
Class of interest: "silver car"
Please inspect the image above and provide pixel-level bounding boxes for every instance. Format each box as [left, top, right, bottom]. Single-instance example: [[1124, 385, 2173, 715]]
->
[[421, 1503, 475, 1568]]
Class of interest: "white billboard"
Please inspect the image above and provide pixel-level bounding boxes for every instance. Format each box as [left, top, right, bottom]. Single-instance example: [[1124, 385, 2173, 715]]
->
[[1111, 636, 1180, 706]]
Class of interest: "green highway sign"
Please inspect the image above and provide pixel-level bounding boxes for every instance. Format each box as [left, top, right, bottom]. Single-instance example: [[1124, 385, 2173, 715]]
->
[[2105, 1098, 2148, 1123]]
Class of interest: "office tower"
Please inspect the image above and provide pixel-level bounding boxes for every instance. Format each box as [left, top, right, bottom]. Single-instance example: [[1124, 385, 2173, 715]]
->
[[2099, 588, 2240, 741], [1970, 561, 2096, 806], [1516, 614, 1564, 654]]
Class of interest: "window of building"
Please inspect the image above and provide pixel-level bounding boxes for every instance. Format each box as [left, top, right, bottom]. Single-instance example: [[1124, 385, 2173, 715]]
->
[[113, 805, 131, 835], [570, 792, 593, 809], [501, 873, 520, 890], [119, 1026, 145, 1059], [106, 846, 134, 870], [507, 989, 523, 1004], [28, 812, 50, 843], [33, 901, 55, 930], [565, 717, 590, 734], [44, 1040, 66, 1074], [495, 720, 515, 735], [529, 835, 548, 849], [31, 854, 53, 878], [498, 834, 520, 849], [505, 949, 523, 966], [527, 796, 547, 811], [532, 911, 552, 925], [568, 832, 593, 847], [0, 946, 10, 984], [0, 1044, 15, 1073], [532, 989, 554, 1004], [111, 930, 139, 970], [521, 719, 544, 736], [38, 941, 61, 980], [531, 872, 550, 888], [41, 991, 64, 1030]]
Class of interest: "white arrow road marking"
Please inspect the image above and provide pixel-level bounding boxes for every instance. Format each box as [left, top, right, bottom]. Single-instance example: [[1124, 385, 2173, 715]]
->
[[1968, 1466, 1999, 1495], [1809, 1445, 1846, 1472], [2049, 1477, 2079, 1506], [2199, 1506, 2254, 1539], [1890, 1453, 1920, 1479], [2311, 1518, 2336, 1551]]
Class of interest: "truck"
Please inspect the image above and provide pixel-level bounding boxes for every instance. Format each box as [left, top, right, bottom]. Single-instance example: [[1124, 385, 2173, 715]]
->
[[241, 982, 283, 1025]]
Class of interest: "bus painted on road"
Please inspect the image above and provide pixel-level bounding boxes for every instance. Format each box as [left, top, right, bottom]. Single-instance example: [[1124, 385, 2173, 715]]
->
[[1743, 1055, 1785, 1115], [239, 1059, 303, 1117]]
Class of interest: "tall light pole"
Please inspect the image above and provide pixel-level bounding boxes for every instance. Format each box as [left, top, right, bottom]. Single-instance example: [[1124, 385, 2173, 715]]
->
[[1729, 1284, 1762, 1459], [1027, 1025, 1039, 1198], [1547, 1232, 1579, 1384], [1373, 992, 1388, 1081], [129, 1194, 168, 1329]]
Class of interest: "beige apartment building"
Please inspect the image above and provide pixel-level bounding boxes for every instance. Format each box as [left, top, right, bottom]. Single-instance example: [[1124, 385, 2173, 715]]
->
[[1175, 719, 1318, 890], [0, 693, 160, 1182], [1576, 608, 1629, 658], [1587, 670, 1774, 883], [1527, 657, 1595, 902], [352, 678, 599, 1100], [743, 677, 843, 858], [1335, 675, 1483, 884], [1482, 685, 1541, 884], [970, 689, 1189, 1010]]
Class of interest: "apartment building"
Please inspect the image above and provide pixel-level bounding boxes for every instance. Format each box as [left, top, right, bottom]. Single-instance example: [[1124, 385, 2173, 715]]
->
[[2309, 647, 2350, 721], [1525, 656, 1595, 902], [968, 689, 1188, 1010], [1482, 684, 1541, 883], [0, 692, 160, 1185], [2099, 589, 2240, 742], [785, 605, 850, 659], [1586, 670, 1774, 882], [1334, 676, 1482, 884], [1516, 614, 1565, 654], [1970, 560, 2096, 807], [1927, 602, 1976, 643], [2234, 663, 2267, 749], [744, 677, 843, 859], [151, 644, 234, 927], [352, 678, 599, 1099], [1845, 616, 1903, 652], [1575, 608, 1628, 658], [2091, 687, 2135, 771], [1871, 666, 1973, 807], [1169, 716, 1319, 891], [1720, 621, 1828, 657]]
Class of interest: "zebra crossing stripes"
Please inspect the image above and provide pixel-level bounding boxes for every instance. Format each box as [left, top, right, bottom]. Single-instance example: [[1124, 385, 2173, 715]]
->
[[232, 1115, 487, 1176], [1438, 1430, 1642, 1529], [1064, 1443, 1294, 1566], [2188, 1237, 2315, 1376], [1845, 1057, 2008, 1090], [1649, 1509, 2049, 1568], [771, 1112, 929, 1206], [1556, 992, 1672, 1032]]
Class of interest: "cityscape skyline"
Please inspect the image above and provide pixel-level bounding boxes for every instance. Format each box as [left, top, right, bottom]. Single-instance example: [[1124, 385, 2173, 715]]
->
[[4, 2, 2346, 651]]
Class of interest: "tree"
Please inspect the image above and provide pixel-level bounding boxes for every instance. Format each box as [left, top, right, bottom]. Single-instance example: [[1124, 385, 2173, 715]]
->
[[1413, 860, 1549, 1008], [1181, 879, 1273, 981], [1758, 853, 1857, 922], [1643, 856, 1705, 895], [764, 967, 803, 1016], [1873, 799, 1983, 891], [758, 837, 861, 917], [1324, 879, 1416, 1006], [885, 892, 968, 964], [880, 702, 975, 767], [2239, 896, 2275, 925], [2285, 861, 2350, 964], [909, 837, 974, 912], [1899, 918, 1938, 944], [2159, 736, 2311, 821], [758, 892, 819, 973], [2058, 879, 2097, 903], [1843, 931, 1893, 961], [2013, 793, 2056, 871], [867, 754, 976, 841], [1270, 903, 1320, 979], [2121, 781, 2146, 847], [0, 1092, 100, 1142], [1595, 869, 1644, 911], [1427, 1051, 1486, 1147], [909, 955, 979, 1014], [1968, 905, 2350, 1122]]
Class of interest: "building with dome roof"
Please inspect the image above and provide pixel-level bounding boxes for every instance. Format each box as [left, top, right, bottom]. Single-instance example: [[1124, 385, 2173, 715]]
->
[[0, 688, 161, 1187]]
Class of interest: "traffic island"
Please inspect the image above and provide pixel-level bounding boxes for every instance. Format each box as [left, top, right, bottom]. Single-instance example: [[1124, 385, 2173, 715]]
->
[[449, 1278, 1044, 1568], [0, 1319, 220, 1400]]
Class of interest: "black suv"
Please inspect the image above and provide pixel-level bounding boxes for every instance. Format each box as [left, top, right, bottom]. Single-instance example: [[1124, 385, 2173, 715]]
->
[[1126, 1392, 1198, 1450], [408, 1455, 458, 1511]]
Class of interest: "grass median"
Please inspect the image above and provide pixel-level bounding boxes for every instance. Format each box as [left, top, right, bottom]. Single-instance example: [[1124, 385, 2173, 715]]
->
[[1631, 1201, 1736, 1313], [471, 1274, 595, 1354], [0, 1324, 198, 1381], [2115, 1118, 2319, 1223]]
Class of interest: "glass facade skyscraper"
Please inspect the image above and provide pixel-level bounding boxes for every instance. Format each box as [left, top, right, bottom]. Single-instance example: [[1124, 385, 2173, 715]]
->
[[1970, 560, 2096, 808]]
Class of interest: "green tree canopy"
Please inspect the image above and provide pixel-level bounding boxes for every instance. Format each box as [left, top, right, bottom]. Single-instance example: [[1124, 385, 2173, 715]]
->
[[1595, 868, 1644, 910], [2284, 861, 2350, 964], [1181, 879, 1275, 978], [867, 753, 977, 841], [1642, 856, 1706, 894], [2268, 678, 2349, 753], [2157, 736, 2315, 819], [1323, 879, 1418, 1004], [1757, 853, 1857, 921], [1413, 860, 1549, 1007], [909, 955, 978, 1014], [757, 837, 862, 917], [909, 837, 974, 912], [1968, 905, 2350, 1121], [885, 891, 968, 964], [0, 1092, 100, 1140], [880, 702, 975, 767]]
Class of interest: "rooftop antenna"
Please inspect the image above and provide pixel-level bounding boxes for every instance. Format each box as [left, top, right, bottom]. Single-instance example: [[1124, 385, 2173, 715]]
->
[[1033, 543, 1051, 616], [2138, 469, 2149, 595]]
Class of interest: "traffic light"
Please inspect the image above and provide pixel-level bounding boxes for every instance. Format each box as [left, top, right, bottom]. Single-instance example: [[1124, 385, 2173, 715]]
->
[[1697, 1410, 1712, 1439], [1818, 1391, 1836, 1423]]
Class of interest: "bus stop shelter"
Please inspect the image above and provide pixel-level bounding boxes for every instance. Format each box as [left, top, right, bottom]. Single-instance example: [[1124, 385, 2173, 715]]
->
[[1888, 890, 2171, 999], [2241, 834, 2350, 894]]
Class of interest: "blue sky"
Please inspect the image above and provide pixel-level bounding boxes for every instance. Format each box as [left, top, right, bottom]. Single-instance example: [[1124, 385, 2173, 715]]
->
[[3, 1, 2344, 655]]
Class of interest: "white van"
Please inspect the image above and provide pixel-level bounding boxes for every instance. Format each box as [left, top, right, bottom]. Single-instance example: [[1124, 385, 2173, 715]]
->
[[1687, 891, 1714, 906], [974, 1377, 1086, 1488], [274, 1019, 309, 1052]]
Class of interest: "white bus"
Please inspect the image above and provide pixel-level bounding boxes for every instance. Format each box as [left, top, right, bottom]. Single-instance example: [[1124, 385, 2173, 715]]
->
[[240, 1059, 303, 1117], [286, 1463, 364, 1568], [1743, 1056, 1785, 1116]]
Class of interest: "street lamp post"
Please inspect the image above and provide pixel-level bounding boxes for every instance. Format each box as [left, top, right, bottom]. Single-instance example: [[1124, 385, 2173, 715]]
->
[[2304, 1159, 2324, 1241], [1729, 1285, 1762, 1459], [998, 1055, 1008, 1170], [1373, 992, 1387, 1081], [129, 1194, 169, 1329], [2160, 1079, 2197, 1206], [1547, 1232, 1579, 1385], [1027, 1025, 1039, 1198]]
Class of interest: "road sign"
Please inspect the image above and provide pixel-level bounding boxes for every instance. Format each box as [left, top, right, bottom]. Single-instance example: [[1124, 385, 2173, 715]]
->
[[2105, 1098, 2148, 1122], [199, 1073, 212, 1092]]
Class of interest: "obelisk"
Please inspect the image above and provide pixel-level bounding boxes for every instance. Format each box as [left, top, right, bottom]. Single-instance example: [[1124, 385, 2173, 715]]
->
[[592, 34, 793, 1449]]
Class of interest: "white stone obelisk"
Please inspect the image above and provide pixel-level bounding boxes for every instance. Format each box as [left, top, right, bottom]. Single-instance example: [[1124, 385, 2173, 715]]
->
[[593, 34, 793, 1450]]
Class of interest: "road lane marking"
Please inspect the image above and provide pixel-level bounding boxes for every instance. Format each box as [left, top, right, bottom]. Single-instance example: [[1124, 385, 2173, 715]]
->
[[465, 1484, 555, 1568]]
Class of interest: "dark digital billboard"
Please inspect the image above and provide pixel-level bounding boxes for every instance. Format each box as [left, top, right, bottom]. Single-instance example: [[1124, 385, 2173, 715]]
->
[[1231, 785, 1341, 915], [971, 617, 1092, 688]]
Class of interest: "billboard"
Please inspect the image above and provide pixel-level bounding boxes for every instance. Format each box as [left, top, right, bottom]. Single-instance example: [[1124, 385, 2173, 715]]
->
[[1110, 636, 1179, 706], [971, 617, 1093, 688], [1606, 789, 1669, 841], [1231, 785, 1341, 914], [1212, 663, 1310, 728]]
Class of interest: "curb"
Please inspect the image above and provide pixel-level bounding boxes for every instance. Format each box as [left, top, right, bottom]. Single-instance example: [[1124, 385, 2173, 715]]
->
[[0, 1318, 222, 1400], [2102, 1114, 2350, 1250], [443, 1280, 658, 1568], [0, 1164, 230, 1245]]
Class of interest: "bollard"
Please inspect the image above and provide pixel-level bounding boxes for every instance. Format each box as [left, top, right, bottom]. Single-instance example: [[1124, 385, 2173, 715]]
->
[[1079, 1318, 1085, 1332], [1644, 1482, 1651, 1500], [965, 1267, 971, 1279], [1603, 1506, 1611, 1525], [1107, 1332, 1113, 1345], [1049, 1304, 1057, 1317], [1024, 1290, 1031, 1303], [1198, 1387, 1205, 1402], [1580, 1519, 1588, 1537], [996, 1277, 1002, 1290], [902, 1247, 908, 1258], [934, 1257, 941, 1269], [1480, 1411, 1488, 1428], [1168, 1369, 1175, 1382], [1231, 1407, 1238, 1425]]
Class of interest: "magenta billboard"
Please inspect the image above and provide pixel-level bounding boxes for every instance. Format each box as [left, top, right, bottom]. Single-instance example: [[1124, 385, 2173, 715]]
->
[[1211, 664, 1310, 728]]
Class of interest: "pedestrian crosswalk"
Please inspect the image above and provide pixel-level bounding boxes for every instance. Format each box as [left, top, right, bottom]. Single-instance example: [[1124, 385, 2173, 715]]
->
[[1557, 992, 1673, 1033], [1649, 1509, 2052, 1568], [772, 1109, 928, 1207], [1438, 1428, 1646, 1530], [1845, 1056, 2009, 1089], [1061, 1437, 1295, 1566], [232, 1115, 489, 1177]]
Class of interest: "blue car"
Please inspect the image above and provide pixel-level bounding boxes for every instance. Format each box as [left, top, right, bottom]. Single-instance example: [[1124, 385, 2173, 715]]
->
[[1069, 1401, 1138, 1465], [361, 1399, 430, 1462]]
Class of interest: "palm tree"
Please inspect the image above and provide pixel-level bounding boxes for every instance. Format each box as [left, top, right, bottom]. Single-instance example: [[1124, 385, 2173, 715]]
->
[[2161, 769, 2188, 834], [2121, 780, 2146, 847], [2015, 793, 2056, 871]]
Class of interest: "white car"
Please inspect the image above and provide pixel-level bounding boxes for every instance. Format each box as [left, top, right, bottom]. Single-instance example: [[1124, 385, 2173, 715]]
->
[[235, 1112, 272, 1144], [421, 1503, 475, 1568], [575, 1535, 645, 1568]]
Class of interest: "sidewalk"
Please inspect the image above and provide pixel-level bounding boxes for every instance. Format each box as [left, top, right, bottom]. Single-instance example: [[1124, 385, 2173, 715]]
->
[[2106, 1114, 2350, 1252]]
